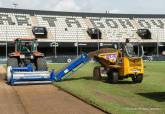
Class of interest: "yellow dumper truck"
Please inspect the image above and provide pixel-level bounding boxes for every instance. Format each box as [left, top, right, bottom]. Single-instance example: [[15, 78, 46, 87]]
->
[[91, 43, 144, 83]]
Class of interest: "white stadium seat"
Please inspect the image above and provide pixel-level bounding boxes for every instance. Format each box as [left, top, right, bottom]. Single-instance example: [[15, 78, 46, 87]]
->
[[0, 9, 165, 43]]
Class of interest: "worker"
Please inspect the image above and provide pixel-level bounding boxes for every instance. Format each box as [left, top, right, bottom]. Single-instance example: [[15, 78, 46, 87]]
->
[[124, 39, 135, 57], [22, 42, 31, 53]]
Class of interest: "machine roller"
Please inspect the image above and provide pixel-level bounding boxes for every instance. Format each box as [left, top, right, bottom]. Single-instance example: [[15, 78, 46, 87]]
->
[[7, 53, 89, 85]]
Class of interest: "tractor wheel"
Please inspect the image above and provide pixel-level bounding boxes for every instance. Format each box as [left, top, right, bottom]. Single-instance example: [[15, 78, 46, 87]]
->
[[36, 58, 48, 71], [107, 71, 119, 83], [132, 75, 143, 83], [93, 66, 102, 80], [7, 58, 18, 67]]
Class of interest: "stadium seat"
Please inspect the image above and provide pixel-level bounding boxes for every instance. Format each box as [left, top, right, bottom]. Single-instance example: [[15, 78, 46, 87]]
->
[[0, 8, 165, 43]]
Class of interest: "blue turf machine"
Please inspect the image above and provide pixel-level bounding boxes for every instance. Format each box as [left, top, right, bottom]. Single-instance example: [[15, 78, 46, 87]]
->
[[7, 53, 89, 85]]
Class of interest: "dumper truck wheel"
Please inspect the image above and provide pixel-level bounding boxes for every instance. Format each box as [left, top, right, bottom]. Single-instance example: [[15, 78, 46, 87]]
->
[[132, 75, 143, 83], [93, 66, 102, 80], [37, 58, 48, 71], [7, 58, 18, 67], [107, 71, 119, 83]]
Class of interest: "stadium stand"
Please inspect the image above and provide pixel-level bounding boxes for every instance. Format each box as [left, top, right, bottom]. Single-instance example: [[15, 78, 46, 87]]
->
[[0, 7, 165, 62]]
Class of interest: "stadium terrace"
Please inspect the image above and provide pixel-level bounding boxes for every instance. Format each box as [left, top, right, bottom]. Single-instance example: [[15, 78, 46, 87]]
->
[[0, 7, 165, 61]]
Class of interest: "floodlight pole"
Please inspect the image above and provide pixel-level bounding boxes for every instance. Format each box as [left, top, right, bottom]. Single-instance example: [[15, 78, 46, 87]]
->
[[76, 28, 79, 57], [5, 25, 8, 61], [118, 28, 121, 49], [12, 2, 18, 9], [54, 27, 57, 58], [156, 33, 159, 57], [97, 28, 100, 51]]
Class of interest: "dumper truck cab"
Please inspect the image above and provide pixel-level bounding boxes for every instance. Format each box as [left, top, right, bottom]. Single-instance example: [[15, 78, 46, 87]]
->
[[7, 38, 47, 71]]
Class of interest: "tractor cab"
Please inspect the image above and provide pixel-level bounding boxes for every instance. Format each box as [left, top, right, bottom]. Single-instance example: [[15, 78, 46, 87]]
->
[[15, 38, 38, 54]]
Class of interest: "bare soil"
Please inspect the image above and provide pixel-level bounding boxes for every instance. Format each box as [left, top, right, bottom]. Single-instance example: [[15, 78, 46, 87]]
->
[[0, 66, 105, 114]]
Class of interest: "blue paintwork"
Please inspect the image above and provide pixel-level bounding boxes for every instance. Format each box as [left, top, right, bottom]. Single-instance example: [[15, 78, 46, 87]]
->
[[9, 53, 89, 85], [54, 53, 89, 81], [12, 63, 33, 72]]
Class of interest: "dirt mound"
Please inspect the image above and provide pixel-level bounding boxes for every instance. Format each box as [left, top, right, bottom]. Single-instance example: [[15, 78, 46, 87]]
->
[[88, 48, 117, 58]]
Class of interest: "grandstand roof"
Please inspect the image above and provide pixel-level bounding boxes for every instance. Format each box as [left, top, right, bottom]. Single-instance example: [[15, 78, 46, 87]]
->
[[0, 7, 165, 18]]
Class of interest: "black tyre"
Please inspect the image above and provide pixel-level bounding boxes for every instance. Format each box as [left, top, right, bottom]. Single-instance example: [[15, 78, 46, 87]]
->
[[93, 66, 102, 80], [7, 58, 18, 67], [36, 58, 48, 71], [107, 71, 119, 83], [132, 75, 143, 83]]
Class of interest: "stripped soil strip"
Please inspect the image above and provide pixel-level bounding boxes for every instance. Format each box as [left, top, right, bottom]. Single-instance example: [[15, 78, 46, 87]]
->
[[0, 66, 105, 114]]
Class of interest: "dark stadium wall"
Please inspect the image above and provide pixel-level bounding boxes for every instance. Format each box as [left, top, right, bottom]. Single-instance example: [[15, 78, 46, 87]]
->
[[0, 42, 165, 57], [0, 47, 6, 56], [57, 47, 77, 55], [38, 46, 100, 56]]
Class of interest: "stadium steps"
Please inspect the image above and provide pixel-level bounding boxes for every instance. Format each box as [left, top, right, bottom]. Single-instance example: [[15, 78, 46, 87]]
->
[[26, 27, 33, 38], [84, 18, 93, 28], [48, 29, 54, 41], [31, 16, 39, 26], [101, 30, 108, 40]]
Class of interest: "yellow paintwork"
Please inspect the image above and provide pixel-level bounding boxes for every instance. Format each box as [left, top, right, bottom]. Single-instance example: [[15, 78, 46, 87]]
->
[[97, 50, 144, 77], [119, 57, 144, 76]]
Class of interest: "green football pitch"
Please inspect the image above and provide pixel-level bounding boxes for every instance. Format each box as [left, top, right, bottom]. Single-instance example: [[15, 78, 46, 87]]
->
[[49, 62, 165, 114]]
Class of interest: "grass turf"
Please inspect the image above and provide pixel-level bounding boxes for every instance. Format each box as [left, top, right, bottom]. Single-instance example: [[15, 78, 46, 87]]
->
[[49, 62, 165, 114]]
